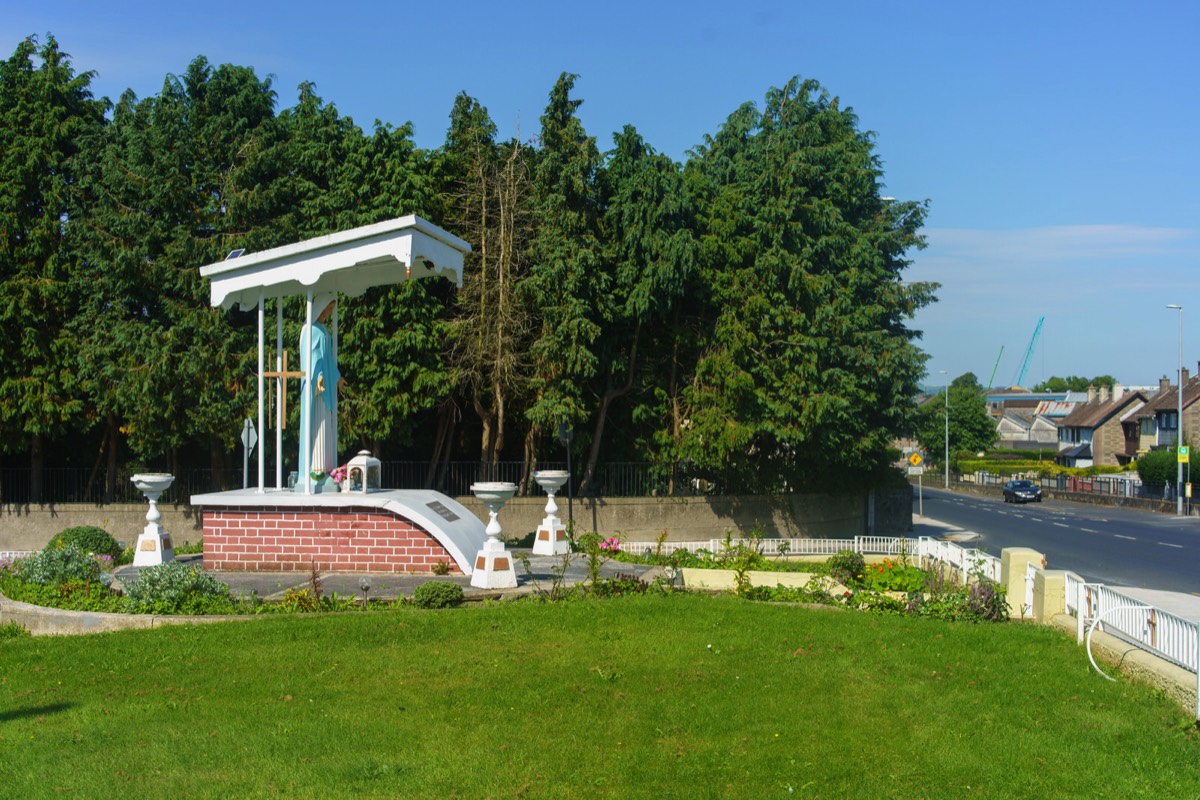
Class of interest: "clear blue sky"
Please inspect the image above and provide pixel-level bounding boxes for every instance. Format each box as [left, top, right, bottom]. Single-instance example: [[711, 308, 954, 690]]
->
[[6, 0, 1199, 388]]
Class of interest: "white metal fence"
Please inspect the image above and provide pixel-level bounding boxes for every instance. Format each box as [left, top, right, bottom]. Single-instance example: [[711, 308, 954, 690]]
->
[[621, 535, 1002, 583], [1067, 578, 1199, 675]]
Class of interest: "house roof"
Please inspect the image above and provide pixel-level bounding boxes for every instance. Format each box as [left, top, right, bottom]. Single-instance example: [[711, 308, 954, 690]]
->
[[1143, 375, 1200, 414], [999, 411, 1033, 432], [1058, 391, 1147, 430], [1057, 443, 1092, 460], [1034, 400, 1078, 418]]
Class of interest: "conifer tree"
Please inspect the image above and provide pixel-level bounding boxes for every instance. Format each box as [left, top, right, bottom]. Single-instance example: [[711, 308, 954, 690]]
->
[[578, 126, 697, 494], [521, 73, 606, 477], [0, 35, 107, 500], [72, 58, 280, 483], [683, 77, 934, 491]]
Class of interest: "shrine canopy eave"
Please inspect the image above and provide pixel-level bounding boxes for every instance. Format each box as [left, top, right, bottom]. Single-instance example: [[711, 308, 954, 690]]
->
[[199, 215, 472, 310]]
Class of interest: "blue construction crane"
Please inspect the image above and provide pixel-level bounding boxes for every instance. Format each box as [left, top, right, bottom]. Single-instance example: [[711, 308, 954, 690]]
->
[[1015, 316, 1044, 388]]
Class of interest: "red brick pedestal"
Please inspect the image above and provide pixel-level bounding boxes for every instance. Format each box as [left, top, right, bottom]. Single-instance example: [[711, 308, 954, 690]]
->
[[190, 490, 487, 575], [201, 506, 461, 573]]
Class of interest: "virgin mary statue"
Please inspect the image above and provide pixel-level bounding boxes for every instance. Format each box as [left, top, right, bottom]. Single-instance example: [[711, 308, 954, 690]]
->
[[299, 293, 341, 480]]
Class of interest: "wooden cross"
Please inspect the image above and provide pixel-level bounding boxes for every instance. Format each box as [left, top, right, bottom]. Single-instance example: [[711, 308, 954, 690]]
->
[[263, 350, 305, 429]]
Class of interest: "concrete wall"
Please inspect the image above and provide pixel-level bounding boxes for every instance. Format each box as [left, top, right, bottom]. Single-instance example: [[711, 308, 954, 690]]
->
[[0, 593, 251, 636], [0, 502, 204, 552], [3, 490, 907, 552]]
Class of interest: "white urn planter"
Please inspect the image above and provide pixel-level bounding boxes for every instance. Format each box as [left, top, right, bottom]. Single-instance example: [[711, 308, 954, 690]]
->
[[531, 470, 570, 555], [131, 473, 176, 567], [469, 482, 518, 589]]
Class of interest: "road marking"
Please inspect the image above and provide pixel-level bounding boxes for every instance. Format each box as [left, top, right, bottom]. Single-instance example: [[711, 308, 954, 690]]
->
[[1052, 523, 1069, 528], [1081, 528, 1099, 533], [1158, 542, 1184, 549], [1114, 535, 1137, 541], [1030, 518, 1043, 523]]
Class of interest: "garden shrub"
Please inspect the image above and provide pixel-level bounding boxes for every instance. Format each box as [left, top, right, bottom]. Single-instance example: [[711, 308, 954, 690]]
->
[[46, 526, 122, 560], [11, 544, 102, 586], [744, 583, 834, 605], [908, 578, 1008, 623], [1136, 447, 1176, 491], [591, 573, 652, 598], [827, 550, 865, 587], [412, 581, 464, 609], [125, 561, 235, 614], [963, 579, 1009, 622], [0, 578, 126, 613], [273, 587, 358, 613], [864, 557, 925, 593]]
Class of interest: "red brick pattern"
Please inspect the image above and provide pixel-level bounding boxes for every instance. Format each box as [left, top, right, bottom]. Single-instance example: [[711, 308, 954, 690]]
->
[[201, 506, 462, 574]]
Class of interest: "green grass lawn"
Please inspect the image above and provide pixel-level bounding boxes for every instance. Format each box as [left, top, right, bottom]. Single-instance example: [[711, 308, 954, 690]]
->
[[2, 593, 1197, 799]]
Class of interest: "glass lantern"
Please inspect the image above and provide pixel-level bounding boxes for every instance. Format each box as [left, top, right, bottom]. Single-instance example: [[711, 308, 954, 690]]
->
[[345, 450, 381, 493]]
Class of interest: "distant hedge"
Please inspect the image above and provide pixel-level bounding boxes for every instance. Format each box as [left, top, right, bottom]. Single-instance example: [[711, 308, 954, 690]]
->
[[957, 460, 1126, 478]]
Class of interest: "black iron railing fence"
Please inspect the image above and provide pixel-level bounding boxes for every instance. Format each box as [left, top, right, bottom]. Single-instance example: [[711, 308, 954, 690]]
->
[[956, 470, 1165, 501], [0, 461, 720, 505]]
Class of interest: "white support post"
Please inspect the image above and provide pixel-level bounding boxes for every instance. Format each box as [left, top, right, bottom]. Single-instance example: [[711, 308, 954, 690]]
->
[[275, 300, 283, 490], [302, 292, 313, 495], [332, 299, 338, 466], [1077, 583, 1086, 643], [257, 293, 265, 492]]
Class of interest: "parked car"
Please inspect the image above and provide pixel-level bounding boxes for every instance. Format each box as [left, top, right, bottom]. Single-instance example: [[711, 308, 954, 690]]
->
[[1003, 479, 1043, 503]]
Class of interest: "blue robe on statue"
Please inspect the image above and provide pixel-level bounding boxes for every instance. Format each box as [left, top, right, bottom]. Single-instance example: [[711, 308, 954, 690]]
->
[[299, 314, 340, 480]]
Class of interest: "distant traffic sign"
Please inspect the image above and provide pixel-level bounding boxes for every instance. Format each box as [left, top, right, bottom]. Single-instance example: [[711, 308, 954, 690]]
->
[[1179, 446, 1190, 464], [908, 452, 923, 467]]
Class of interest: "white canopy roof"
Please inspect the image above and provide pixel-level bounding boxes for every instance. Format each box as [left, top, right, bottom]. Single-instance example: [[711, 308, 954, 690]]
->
[[199, 215, 472, 310]]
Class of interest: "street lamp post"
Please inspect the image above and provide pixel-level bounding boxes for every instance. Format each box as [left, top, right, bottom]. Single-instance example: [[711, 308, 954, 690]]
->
[[940, 370, 949, 489], [1167, 304, 1183, 516]]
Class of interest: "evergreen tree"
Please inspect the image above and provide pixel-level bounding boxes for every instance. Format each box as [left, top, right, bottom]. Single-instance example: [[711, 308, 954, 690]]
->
[[578, 125, 697, 494], [683, 77, 935, 491], [0, 35, 107, 500], [336, 116, 448, 459], [521, 73, 607, 478], [72, 57, 280, 484]]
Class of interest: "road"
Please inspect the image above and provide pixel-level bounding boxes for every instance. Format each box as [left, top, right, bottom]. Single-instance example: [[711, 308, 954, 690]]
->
[[913, 486, 1200, 595]]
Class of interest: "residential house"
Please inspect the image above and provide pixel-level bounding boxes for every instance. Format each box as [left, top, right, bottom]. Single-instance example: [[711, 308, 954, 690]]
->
[[1138, 367, 1200, 454], [1055, 384, 1147, 467], [992, 391, 1088, 451], [995, 409, 1059, 449]]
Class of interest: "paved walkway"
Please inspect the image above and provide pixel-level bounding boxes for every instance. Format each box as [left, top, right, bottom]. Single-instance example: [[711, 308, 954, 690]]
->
[[113, 552, 659, 602], [914, 514, 1200, 622]]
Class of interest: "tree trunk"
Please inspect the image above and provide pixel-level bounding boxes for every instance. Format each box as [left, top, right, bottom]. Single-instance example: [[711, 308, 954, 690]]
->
[[210, 436, 227, 491], [521, 425, 539, 496], [669, 309, 682, 496], [426, 400, 458, 490], [84, 418, 110, 503], [30, 434, 44, 504], [578, 325, 640, 497]]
